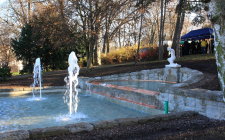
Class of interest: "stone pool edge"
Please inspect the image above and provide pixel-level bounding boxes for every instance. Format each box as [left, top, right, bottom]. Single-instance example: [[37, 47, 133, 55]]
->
[[0, 111, 198, 140]]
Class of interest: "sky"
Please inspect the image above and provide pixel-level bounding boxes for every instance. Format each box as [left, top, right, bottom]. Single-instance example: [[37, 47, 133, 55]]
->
[[0, 0, 6, 5], [0, 0, 7, 17]]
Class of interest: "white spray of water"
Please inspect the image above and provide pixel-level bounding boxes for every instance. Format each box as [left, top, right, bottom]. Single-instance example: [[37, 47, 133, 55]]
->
[[64, 51, 80, 116], [32, 58, 42, 99]]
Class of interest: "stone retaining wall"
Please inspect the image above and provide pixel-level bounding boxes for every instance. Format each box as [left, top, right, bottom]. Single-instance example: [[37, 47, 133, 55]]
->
[[0, 86, 66, 97], [78, 67, 204, 90], [0, 111, 198, 140], [78, 67, 225, 120]]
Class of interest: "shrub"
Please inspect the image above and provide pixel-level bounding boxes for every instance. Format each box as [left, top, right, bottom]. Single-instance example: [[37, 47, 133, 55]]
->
[[79, 57, 87, 67], [101, 54, 113, 64], [101, 45, 137, 65], [0, 65, 12, 81], [138, 47, 159, 60], [101, 45, 159, 65], [148, 47, 159, 60]]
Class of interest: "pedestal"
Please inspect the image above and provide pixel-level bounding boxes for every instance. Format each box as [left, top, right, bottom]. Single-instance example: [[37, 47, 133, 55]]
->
[[163, 66, 181, 83], [165, 63, 181, 68]]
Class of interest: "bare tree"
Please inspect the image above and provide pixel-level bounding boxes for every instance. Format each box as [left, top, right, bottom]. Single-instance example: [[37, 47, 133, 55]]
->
[[0, 21, 18, 71], [158, 0, 171, 60], [172, 0, 186, 57]]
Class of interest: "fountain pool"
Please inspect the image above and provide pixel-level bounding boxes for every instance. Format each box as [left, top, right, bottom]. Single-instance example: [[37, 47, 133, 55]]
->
[[0, 90, 163, 133], [79, 67, 225, 120], [96, 80, 175, 92]]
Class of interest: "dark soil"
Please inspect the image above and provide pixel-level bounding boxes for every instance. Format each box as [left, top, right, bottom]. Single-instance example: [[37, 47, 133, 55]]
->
[[0, 58, 221, 90], [37, 113, 225, 140]]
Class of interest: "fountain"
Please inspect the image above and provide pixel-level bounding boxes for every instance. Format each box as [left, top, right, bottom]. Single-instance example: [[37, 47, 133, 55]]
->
[[31, 58, 42, 100], [1, 49, 223, 136], [64, 51, 80, 116]]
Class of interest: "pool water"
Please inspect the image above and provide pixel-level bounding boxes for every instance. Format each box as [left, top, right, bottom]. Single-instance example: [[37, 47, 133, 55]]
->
[[104, 80, 173, 92], [0, 91, 162, 132]]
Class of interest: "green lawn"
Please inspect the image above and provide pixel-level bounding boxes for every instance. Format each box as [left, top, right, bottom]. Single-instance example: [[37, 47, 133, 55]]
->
[[96, 54, 215, 69], [12, 54, 215, 76], [12, 72, 20, 76], [176, 54, 215, 61]]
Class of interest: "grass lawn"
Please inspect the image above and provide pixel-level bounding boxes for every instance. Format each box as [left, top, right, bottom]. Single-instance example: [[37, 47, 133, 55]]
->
[[11, 54, 215, 77], [176, 54, 215, 61], [94, 54, 215, 69]]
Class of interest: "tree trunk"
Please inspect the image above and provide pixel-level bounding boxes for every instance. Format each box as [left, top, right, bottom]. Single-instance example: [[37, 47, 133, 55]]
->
[[123, 25, 126, 46], [118, 28, 122, 48], [87, 0, 94, 69], [93, 42, 97, 65], [103, 32, 109, 54], [93, 31, 102, 66], [102, 18, 109, 54], [128, 24, 131, 46], [176, 11, 185, 57], [209, 0, 225, 101], [87, 38, 94, 69], [106, 37, 110, 53], [136, 7, 144, 62], [27, 0, 31, 23], [150, 24, 156, 44], [102, 34, 106, 53], [172, 0, 186, 58], [161, 0, 167, 55], [158, 0, 165, 60]]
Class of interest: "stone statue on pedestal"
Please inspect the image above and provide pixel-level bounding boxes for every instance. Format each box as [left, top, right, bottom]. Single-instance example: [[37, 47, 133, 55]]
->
[[166, 47, 181, 68]]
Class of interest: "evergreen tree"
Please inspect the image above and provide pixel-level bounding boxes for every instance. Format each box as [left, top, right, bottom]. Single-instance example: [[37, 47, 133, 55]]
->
[[11, 24, 37, 73], [11, 23, 86, 73]]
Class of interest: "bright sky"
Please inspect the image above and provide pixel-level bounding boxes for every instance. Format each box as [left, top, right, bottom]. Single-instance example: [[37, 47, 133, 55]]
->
[[0, 0, 6, 5]]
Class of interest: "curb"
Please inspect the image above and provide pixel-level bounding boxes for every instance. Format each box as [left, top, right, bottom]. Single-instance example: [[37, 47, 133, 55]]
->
[[0, 111, 198, 140]]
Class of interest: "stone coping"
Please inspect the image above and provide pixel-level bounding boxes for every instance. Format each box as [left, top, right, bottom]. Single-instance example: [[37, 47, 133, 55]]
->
[[0, 86, 66, 92], [165, 86, 223, 102], [0, 86, 66, 97], [86, 67, 202, 82], [0, 111, 198, 140], [78, 67, 205, 91]]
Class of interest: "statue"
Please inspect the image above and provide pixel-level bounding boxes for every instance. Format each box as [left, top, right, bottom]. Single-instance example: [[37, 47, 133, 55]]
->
[[166, 47, 181, 68]]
